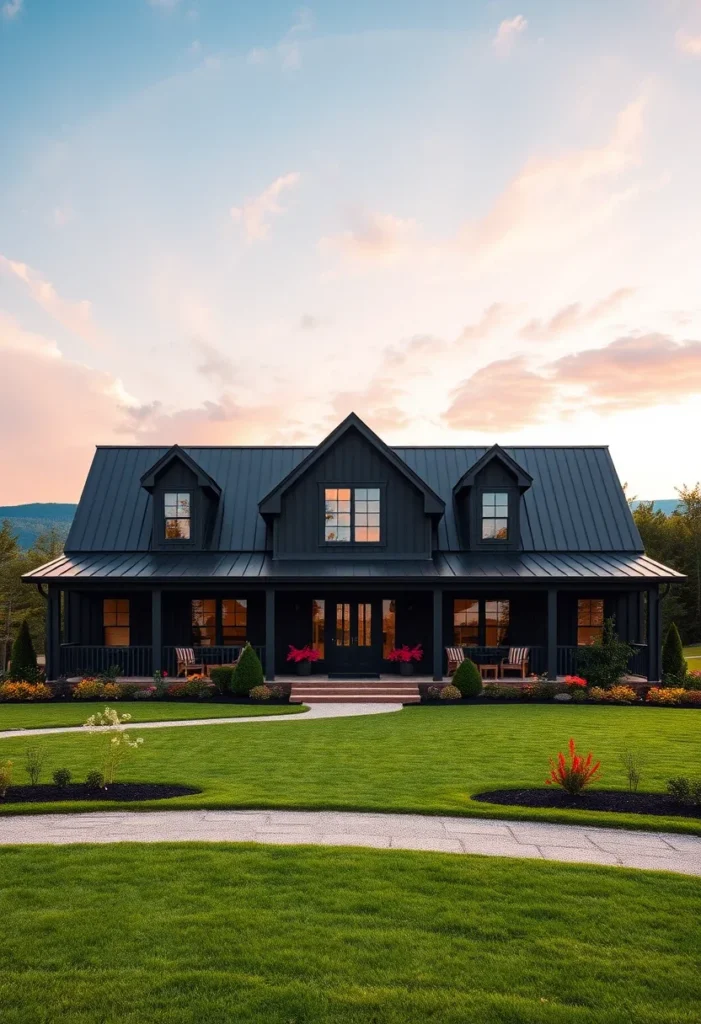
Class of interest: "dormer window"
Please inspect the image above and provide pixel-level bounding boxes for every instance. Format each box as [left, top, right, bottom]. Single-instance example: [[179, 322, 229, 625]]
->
[[324, 487, 381, 543], [481, 492, 509, 541], [164, 492, 191, 540]]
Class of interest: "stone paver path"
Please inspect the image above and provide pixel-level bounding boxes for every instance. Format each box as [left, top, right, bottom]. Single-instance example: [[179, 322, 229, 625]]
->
[[2, 809, 700, 875], [0, 701, 403, 739]]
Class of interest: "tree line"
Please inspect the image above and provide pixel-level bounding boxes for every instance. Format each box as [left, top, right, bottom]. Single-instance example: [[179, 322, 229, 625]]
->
[[0, 521, 64, 668], [632, 484, 701, 645]]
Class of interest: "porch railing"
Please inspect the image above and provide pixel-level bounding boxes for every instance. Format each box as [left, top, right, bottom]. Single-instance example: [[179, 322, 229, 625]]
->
[[161, 645, 266, 676], [59, 645, 153, 678], [462, 644, 649, 679]]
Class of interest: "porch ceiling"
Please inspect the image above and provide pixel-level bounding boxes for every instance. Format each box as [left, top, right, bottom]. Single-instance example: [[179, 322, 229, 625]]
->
[[23, 550, 683, 584]]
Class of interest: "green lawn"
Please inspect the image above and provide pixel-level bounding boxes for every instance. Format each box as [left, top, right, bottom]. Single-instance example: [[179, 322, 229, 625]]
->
[[684, 644, 701, 669], [1, 843, 699, 1024], [0, 700, 308, 730], [1, 705, 701, 832]]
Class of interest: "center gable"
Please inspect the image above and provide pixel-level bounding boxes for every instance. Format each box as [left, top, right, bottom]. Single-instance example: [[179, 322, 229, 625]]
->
[[259, 413, 444, 559]]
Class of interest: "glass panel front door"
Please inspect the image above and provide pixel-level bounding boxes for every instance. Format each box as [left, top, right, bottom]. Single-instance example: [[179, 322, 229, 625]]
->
[[327, 598, 381, 674]]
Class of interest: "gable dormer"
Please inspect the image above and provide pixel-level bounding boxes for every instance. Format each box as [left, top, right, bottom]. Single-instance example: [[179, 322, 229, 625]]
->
[[453, 445, 532, 551], [259, 413, 444, 559], [140, 446, 221, 551]]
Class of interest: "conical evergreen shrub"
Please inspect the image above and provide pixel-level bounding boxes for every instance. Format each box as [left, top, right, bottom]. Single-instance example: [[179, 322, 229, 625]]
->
[[233, 643, 264, 696], [452, 658, 482, 698], [662, 623, 687, 682], [10, 619, 37, 681]]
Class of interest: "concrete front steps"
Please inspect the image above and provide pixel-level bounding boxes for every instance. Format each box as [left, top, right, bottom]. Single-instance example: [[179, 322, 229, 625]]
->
[[290, 679, 421, 704]]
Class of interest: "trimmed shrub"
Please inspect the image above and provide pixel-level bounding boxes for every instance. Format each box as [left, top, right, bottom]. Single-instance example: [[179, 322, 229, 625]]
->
[[576, 617, 633, 689], [102, 683, 123, 701], [209, 666, 235, 694], [570, 688, 588, 704], [52, 768, 72, 788], [482, 684, 501, 699], [268, 685, 285, 701], [9, 620, 37, 682], [232, 644, 264, 696], [249, 685, 272, 701], [425, 685, 442, 700], [646, 687, 685, 706], [117, 683, 141, 700], [535, 682, 557, 701], [589, 685, 637, 704], [85, 769, 105, 790], [667, 777, 701, 806], [73, 678, 106, 700], [685, 670, 701, 691], [0, 681, 52, 701], [134, 687, 157, 700], [166, 677, 215, 699], [681, 690, 701, 706], [439, 684, 461, 700], [662, 623, 687, 683], [451, 658, 482, 698]]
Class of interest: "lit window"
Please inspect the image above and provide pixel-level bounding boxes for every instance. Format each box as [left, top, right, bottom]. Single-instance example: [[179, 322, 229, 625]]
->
[[312, 599, 325, 658], [454, 599, 479, 646], [324, 488, 351, 542], [191, 599, 216, 646], [578, 598, 604, 645], [165, 492, 191, 540], [485, 600, 510, 646], [104, 599, 130, 646], [222, 599, 247, 645], [324, 487, 381, 543], [482, 492, 508, 540], [382, 599, 396, 659]]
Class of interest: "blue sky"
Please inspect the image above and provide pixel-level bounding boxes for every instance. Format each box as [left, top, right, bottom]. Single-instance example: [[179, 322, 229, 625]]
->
[[2, 0, 701, 501]]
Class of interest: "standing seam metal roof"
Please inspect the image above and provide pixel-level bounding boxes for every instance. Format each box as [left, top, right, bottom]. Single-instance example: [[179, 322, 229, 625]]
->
[[64, 445, 643, 554]]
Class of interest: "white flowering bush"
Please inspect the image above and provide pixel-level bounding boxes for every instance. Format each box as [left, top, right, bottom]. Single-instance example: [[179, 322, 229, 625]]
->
[[83, 707, 144, 785]]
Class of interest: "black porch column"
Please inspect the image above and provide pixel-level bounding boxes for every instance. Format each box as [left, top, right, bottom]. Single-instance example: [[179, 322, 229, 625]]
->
[[547, 587, 558, 680], [46, 584, 61, 680], [265, 587, 275, 681], [432, 588, 443, 681], [647, 586, 661, 682], [152, 588, 162, 675]]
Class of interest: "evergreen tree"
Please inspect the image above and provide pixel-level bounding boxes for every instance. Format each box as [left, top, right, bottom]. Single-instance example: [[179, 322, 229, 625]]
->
[[10, 619, 38, 681], [233, 643, 264, 695], [0, 520, 19, 562], [662, 623, 687, 682], [452, 658, 483, 698]]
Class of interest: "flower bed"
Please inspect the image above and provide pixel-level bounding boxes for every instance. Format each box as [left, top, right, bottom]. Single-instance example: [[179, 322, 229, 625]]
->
[[472, 788, 701, 819], [0, 783, 200, 804]]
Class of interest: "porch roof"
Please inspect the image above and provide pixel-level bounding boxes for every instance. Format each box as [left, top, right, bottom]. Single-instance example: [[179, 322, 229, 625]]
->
[[23, 550, 683, 584]]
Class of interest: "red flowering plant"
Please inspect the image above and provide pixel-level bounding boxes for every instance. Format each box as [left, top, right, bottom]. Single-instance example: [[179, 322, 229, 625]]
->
[[564, 675, 588, 690], [546, 737, 601, 796], [286, 645, 322, 663], [386, 644, 423, 663]]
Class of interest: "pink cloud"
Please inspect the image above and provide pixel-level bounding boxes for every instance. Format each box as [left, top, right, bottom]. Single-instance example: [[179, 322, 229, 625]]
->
[[493, 15, 528, 56], [318, 212, 419, 266], [230, 172, 301, 242], [0, 255, 104, 348], [519, 288, 636, 340], [676, 30, 701, 56], [444, 357, 555, 430]]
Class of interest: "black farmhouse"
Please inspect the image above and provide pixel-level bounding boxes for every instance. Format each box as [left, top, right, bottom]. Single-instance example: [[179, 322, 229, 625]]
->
[[24, 413, 681, 684]]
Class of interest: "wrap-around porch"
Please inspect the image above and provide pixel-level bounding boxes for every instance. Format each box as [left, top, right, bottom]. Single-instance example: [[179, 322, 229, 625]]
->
[[47, 581, 662, 684]]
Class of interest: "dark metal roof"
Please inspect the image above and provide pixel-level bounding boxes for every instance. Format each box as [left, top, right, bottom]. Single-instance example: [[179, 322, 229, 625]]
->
[[24, 551, 682, 583], [64, 444, 644, 555]]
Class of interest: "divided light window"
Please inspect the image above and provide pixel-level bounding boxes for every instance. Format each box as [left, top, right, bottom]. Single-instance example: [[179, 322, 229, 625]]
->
[[324, 487, 381, 543], [164, 492, 191, 540], [481, 492, 508, 540], [578, 598, 604, 645], [222, 599, 247, 644], [453, 598, 510, 646], [104, 599, 130, 647], [192, 599, 216, 646]]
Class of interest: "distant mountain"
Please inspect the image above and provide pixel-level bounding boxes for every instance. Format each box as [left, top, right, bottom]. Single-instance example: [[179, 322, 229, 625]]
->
[[0, 503, 77, 550], [630, 499, 681, 516]]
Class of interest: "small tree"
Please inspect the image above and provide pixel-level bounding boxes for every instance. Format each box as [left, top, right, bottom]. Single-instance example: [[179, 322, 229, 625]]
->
[[576, 618, 633, 689], [83, 707, 144, 785], [10, 619, 37, 681], [662, 623, 687, 683], [233, 643, 264, 696], [452, 658, 483, 698]]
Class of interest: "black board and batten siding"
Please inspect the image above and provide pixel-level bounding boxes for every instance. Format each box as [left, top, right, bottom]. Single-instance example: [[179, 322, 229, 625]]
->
[[274, 430, 431, 558]]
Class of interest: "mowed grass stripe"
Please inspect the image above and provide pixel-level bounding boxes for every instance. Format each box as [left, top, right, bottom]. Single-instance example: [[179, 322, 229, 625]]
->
[[0, 700, 307, 730], [1, 705, 700, 832], [0, 843, 699, 1024]]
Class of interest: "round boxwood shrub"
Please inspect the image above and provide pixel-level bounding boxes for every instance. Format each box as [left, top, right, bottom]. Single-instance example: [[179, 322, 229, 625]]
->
[[439, 684, 461, 701], [451, 658, 482, 698], [233, 643, 264, 696], [209, 666, 235, 694], [249, 684, 272, 702]]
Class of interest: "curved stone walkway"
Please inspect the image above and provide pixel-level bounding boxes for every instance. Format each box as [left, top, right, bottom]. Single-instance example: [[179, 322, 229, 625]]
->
[[1, 808, 700, 875], [0, 701, 403, 739]]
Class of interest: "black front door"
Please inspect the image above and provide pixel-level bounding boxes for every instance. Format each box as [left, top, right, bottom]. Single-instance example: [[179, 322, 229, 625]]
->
[[327, 597, 382, 676]]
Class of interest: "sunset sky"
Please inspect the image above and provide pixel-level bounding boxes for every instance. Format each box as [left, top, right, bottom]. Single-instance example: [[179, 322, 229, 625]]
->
[[2, 0, 701, 503]]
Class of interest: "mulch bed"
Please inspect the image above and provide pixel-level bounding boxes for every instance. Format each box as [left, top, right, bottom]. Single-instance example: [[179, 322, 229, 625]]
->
[[0, 783, 200, 804], [473, 788, 701, 819]]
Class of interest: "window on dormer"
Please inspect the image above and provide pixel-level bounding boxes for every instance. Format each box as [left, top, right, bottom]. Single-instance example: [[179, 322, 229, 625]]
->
[[324, 487, 381, 543], [164, 492, 191, 540], [481, 492, 508, 540]]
